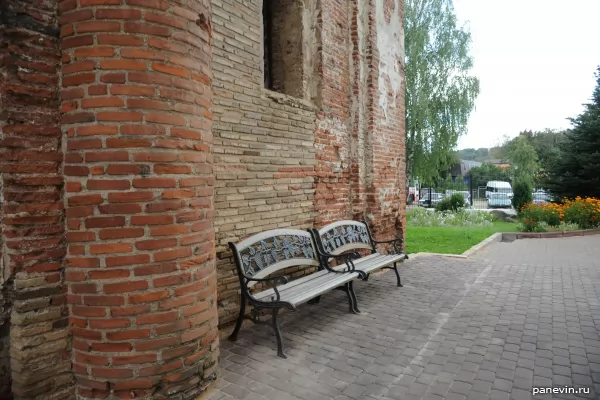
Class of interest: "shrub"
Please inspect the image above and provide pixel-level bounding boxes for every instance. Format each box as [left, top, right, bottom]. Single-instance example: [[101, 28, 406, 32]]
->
[[435, 193, 465, 212], [512, 180, 533, 212]]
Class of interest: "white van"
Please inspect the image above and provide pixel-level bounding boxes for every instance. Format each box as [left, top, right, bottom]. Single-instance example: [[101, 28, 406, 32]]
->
[[485, 181, 513, 199]]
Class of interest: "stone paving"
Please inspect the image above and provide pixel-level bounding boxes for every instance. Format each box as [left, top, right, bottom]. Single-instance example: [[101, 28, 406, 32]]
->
[[207, 236, 600, 400]]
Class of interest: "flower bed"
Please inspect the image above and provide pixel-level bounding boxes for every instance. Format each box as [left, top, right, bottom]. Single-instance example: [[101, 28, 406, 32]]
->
[[407, 207, 495, 227], [519, 197, 600, 232]]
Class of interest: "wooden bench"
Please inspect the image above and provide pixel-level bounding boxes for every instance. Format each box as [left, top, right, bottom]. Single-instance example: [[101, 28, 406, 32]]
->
[[310, 220, 408, 303], [227, 228, 362, 358]]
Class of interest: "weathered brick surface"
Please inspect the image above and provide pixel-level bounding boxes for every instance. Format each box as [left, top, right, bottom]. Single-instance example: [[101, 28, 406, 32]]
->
[[59, 0, 218, 398], [0, 0, 72, 398], [0, 0, 406, 397], [213, 0, 406, 325], [212, 0, 318, 325]]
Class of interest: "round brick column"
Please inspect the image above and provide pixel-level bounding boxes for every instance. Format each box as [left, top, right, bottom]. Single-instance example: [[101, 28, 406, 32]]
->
[[59, 1, 217, 398]]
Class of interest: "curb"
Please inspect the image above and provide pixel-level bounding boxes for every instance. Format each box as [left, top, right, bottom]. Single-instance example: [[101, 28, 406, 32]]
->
[[501, 228, 600, 241]]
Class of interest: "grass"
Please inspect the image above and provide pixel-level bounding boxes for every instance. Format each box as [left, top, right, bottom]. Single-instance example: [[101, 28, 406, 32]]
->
[[405, 221, 519, 255]]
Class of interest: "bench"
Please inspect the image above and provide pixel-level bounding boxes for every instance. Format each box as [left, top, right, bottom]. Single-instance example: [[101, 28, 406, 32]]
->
[[227, 229, 363, 358], [310, 220, 408, 299]]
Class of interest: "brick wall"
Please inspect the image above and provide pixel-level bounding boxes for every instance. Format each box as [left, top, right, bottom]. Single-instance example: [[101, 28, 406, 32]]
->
[[58, 0, 218, 398], [213, 0, 406, 326], [0, 0, 72, 398], [0, 0, 405, 397]]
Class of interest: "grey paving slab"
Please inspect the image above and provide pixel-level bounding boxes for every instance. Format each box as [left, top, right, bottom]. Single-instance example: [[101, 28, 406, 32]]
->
[[207, 236, 600, 400]]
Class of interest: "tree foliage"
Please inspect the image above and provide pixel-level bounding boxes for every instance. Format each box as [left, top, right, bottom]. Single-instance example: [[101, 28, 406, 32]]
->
[[507, 136, 539, 185], [547, 66, 600, 198], [405, 0, 480, 185]]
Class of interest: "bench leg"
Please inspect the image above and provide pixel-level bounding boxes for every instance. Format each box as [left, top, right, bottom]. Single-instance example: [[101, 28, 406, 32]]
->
[[272, 308, 286, 358], [393, 262, 403, 287], [307, 296, 321, 305], [348, 280, 361, 314], [363, 273, 370, 282], [228, 293, 246, 342]]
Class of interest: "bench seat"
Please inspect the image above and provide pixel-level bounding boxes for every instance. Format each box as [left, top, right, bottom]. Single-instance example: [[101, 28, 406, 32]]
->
[[254, 268, 359, 306], [346, 252, 407, 275]]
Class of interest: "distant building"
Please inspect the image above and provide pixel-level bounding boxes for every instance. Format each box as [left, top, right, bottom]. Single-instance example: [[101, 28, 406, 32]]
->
[[449, 160, 483, 179]]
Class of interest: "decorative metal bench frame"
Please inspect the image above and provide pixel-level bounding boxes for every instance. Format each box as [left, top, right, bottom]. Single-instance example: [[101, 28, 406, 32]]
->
[[310, 220, 408, 296], [227, 229, 362, 358]]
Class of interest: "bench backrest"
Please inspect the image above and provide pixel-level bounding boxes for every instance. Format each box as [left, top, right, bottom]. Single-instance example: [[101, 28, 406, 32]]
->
[[229, 229, 319, 288], [315, 220, 375, 255]]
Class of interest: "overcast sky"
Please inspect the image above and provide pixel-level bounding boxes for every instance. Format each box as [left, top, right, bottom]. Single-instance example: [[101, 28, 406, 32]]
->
[[453, 0, 600, 150]]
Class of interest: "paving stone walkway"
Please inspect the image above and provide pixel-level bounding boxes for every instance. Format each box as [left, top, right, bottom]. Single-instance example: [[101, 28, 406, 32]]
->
[[208, 236, 600, 400]]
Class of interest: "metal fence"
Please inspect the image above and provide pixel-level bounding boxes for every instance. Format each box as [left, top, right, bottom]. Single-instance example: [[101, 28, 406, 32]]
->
[[410, 178, 553, 210]]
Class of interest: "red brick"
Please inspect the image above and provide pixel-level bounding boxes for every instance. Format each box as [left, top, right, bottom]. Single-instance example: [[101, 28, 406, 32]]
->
[[132, 178, 176, 188], [97, 35, 144, 46], [67, 232, 96, 243], [91, 342, 132, 353], [112, 354, 157, 366], [136, 310, 178, 325], [82, 97, 125, 108], [111, 85, 155, 96], [104, 280, 148, 294], [77, 125, 118, 136], [158, 294, 195, 311], [85, 216, 125, 228], [88, 318, 130, 329], [74, 353, 110, 366], [111, 304, 151, 317], [99, 203, 142, 214], [63, 61, 96, 74], [99, 228, 144, 240], [74, 46, 115, 58], [138, 360, 181, 377], [106, 164, 143, 175], [91, 368, 134, 379], [88, 84, 108, 95], [97, 111, 143, 122], [87, 180, 131, 190], [106, 329, 150, 340], [108, 192, 154, 203], [83, 295, 125, 306], [60, 9, 93, 24], [124, 22, 169, 36], [63, 73, 96, 87], [146, 112, 186, 126], [128, 290, 169, 304], [106, 254, 151, 267], [96, 9, 142, 19], [100, 60, 147, 71], [146, 200, 184, 213], [90, 243, 132, 254], [77, 21, 121, 33], [86, 151, 129, 162], [89, 269, 130, 280], [68, 194, 103, 206], [126, 0, 169, 10]]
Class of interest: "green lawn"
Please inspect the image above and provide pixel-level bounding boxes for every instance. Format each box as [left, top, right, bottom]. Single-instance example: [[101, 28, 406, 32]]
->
[[405, 222, 519, 255]]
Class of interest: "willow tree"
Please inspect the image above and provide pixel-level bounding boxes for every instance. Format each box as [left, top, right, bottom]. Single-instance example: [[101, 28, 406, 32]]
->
[[405, 0, 480, 185]]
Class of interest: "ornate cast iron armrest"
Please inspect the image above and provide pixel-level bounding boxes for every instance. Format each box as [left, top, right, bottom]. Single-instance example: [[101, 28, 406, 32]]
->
[[314, 248, 367, 279], [245, 275, 289, 302], [372, 237, 404, 255]]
